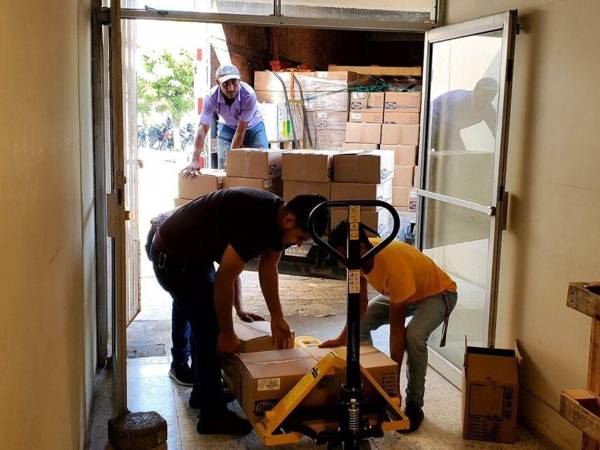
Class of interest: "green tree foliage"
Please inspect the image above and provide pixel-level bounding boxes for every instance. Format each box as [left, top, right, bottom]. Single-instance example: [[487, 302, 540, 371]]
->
[[137, 49, 195, 149]]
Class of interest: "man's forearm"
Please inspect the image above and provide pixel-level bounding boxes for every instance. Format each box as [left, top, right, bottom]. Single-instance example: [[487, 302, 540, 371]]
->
[[233, 276, 242, 312], [192, 126, 208, 162], [230, 130, 245, 149], [214, 272, 236, 332], [258, 263, 283, 319]]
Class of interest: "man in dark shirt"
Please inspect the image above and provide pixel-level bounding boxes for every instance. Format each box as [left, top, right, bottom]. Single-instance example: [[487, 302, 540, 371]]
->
[[150, 188, 328, 435]]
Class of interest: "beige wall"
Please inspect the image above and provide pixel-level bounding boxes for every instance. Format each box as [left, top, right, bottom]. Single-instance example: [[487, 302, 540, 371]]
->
[[0, 0, 96, 448], [445, 1, 600, 448]]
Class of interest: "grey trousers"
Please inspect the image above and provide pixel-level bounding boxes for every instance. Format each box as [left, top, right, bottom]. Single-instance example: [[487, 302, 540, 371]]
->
[[359, 291, 457, 408]]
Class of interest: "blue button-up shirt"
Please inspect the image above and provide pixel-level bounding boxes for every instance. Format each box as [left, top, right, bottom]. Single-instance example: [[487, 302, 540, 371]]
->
[[199, 81, 262, 129]]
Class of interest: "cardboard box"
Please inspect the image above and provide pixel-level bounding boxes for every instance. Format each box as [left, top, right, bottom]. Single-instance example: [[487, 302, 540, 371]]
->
[[302, 91, 349, 112], [348, 111, 384, 123], [333, 150, 394, 184], [384, 91, 421, 112], [254, 71, 295, 93], [255, 90, 287, 104], [316, 71, 361, 82], [236, 345, 398, 423], [330, 208, 394, 236], [342, 143, 379, 150], [383, 111, 420, 125], [177, 169, 225, 200], [226, 149, 282, 179], [331, 180, 392, 203], [173, 197, 191, 208], [283, 180, 331, 201], [392, 165, 414, 187], [223, 176, 283, 195], [315, 129, 346, 149], [381, 124, 420, 146], [310, 111, 348, 130], [463, 346, 519, 443], [282, 150, 336, 182], [345, 122, 382, 145], [380, 144, 417, 166], [349, 92, 385, 111], [295, 72, 360, 92], [392, 186, 411, 207]]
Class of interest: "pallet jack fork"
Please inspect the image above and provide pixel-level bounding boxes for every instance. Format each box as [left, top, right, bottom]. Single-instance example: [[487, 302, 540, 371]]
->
[[251, 200, 410, 449]]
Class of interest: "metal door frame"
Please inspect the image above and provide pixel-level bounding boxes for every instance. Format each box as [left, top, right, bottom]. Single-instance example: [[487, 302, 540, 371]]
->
[[415, 11, 517, 380]]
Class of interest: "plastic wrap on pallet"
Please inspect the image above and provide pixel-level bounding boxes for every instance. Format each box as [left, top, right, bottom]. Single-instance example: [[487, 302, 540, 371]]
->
[[301, 91, 349, 112]]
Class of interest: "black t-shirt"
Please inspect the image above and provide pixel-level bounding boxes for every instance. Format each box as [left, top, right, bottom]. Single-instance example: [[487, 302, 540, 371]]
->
[[158, 187, 285, 263]]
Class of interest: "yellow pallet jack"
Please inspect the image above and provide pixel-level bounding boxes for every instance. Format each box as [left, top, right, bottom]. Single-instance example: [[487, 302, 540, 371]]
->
[[247, 200, 410, 449]]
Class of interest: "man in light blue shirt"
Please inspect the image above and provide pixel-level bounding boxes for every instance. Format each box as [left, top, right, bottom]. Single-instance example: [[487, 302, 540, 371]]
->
[[183, 64, 268, 175]]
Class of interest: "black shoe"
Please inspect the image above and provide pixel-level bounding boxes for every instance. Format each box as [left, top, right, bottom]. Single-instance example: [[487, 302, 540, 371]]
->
[[196, 409, 253, 435], [398, 403, 424, 433], [169, 363, 194, 387]]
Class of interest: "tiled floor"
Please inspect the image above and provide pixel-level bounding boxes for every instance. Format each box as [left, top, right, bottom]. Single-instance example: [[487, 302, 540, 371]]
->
[[127, 356, 550, 450]]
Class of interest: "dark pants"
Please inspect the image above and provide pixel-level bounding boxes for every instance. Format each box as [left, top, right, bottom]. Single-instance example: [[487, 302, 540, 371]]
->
[[151, 245, 225, 411], [171, 301, 191, 366]]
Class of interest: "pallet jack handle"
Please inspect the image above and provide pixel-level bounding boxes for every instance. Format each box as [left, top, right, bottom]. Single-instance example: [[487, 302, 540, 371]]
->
[[308, 200, 400, 266]]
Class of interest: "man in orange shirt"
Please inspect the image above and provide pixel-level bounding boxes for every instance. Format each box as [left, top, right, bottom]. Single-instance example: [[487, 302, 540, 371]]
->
[[321, 220, 457, 433]]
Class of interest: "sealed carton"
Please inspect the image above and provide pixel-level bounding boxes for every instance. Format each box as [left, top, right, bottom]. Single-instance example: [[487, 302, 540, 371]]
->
[[383, 111, 420, 125], [331, 180, 392, 203], [223, 176, 283, 196], [178, 169, 225, 200], [349, 92, 385, 111], [310, 111, 348, 130], [254, 71, 295, 93], [282, 150, 336, 182], [226, 149, 282, 179], [463, 346, 519, 444], [283, 180, 331, 201], [392, 165, 415, 187], [333, 150, 394, 184], [348, 111, 384, 123], [315, 129, 346, 149], [330, 208, 394, 236], [384, 91, 421, 112], [381, 124, 420, 146], [392, 186, 412, 207], [345, 122, 382, 145], [380, 144, 417, 166], [342, 143, 380, 150]]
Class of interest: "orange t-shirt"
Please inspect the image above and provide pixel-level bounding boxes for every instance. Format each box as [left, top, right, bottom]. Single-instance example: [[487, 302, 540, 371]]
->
[[364, 238, 457, 304]]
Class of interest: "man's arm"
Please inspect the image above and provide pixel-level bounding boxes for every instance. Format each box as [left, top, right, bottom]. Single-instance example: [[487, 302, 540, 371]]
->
[[182, 123, 210, 178], [389, 301, 408, 367], [258, 249, 293, 349], [214, 245, 246, 355], [230, 121, 249, 149], [319, 275, 369, 348]]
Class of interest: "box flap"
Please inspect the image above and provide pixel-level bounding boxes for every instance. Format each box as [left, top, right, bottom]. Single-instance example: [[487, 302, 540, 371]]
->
[[465, 347, 518, 384], [238, 348, 317, 378], [234, 318, 271, 342]]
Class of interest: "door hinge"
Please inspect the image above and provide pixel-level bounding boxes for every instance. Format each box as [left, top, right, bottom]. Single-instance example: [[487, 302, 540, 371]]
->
[[499, 189, 509, 231], [98, 6, 111, 25]]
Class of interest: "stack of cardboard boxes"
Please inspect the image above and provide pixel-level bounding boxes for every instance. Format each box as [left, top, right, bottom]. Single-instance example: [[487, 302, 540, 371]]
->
[[281, 150, 337, 201], [175, 168, 226, 207], [381, 91, 421, 211], [344, 91, 385, 151], [224, 149, 284, 196]]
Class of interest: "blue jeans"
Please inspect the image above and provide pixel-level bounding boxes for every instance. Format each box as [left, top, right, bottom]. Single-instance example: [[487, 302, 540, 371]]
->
[[171, 301, 191, 367], [360, 291, 458, 408], [216, 121, 269, 169]]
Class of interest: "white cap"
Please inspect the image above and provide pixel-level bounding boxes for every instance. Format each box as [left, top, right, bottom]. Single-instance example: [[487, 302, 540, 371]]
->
[[216, 64, 241, 83]]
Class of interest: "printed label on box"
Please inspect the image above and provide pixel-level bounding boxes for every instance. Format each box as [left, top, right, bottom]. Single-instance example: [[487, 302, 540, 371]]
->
[[258, 378, 281, 391]]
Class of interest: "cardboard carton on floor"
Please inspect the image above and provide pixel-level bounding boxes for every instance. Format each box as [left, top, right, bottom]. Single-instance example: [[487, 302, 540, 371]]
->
[[223, 176, 283, 196], [333, 150, 394, 184], [331, 180, 392, 203], [349, 92, 385, 111], [348, 111, 384, 123], [392, 165, 415, 187], [383, 111, 420, 125], [381, 124, 420, 146], [342, 142, 380, 150], [384, 91, 421, 112], [282, 150, 337, 182], [226, 149, 282, 179], [177, 169, 226, 200], [345, 122, 382, 145], [380, 144, 417, 166], [463, 346, 519, 444], [283, 180, 331, 201]]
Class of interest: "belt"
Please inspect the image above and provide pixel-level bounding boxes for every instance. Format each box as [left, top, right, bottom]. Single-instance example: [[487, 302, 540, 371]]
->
[[439, 292, 453, 348]]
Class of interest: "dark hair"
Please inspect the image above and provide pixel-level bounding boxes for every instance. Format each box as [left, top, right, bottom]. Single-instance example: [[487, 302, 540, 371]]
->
[[328, 219, 372, 249], [286, 194, 329, 236]]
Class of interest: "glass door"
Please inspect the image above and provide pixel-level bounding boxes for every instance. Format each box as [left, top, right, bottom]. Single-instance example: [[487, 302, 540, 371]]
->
[[415, 11, 517, 385]]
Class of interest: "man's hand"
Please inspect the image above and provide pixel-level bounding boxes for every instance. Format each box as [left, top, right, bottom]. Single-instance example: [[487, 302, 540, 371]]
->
[[237, 310, 265, 322], [319, 334, 347, 348], [271, 316, 293, 349], [181, 161, 201, 179], [217, 329, 240, 355]]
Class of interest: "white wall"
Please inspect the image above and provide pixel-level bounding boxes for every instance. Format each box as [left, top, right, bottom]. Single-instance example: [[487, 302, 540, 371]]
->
[[445, 1, 600, 448], [0, 0, 96, 448]]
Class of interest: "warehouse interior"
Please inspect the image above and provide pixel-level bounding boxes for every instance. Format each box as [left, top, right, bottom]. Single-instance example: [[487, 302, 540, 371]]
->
[[2, 1, 600, 450]]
